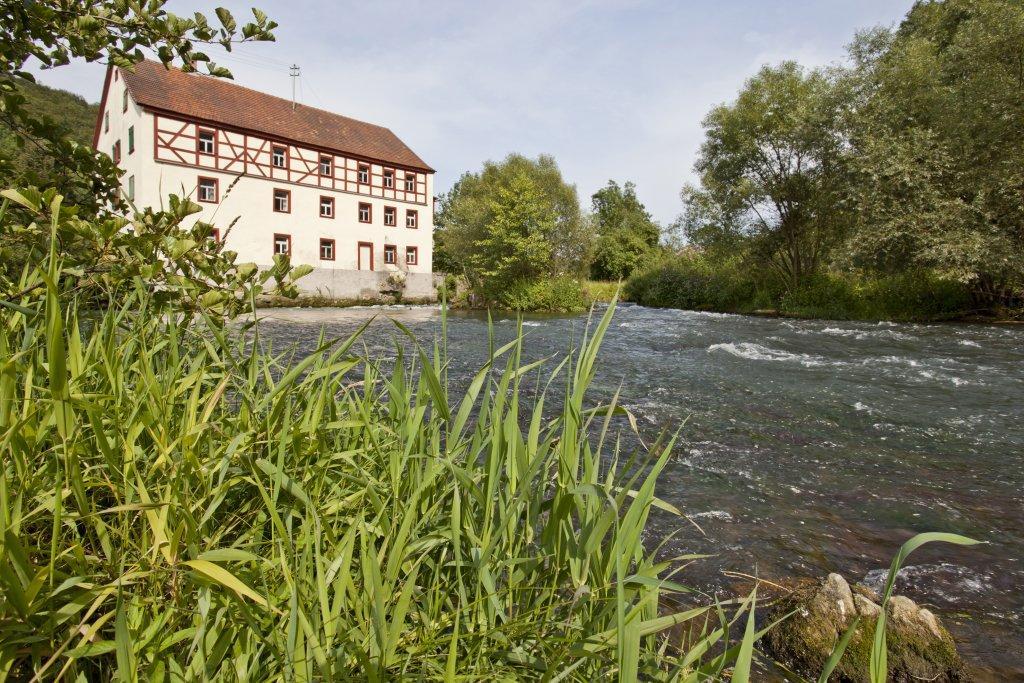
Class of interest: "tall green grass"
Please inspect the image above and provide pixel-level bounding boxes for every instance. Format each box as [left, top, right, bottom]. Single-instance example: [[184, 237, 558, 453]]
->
[[0, 239, 762, 678], [0, 194, 978, 680]]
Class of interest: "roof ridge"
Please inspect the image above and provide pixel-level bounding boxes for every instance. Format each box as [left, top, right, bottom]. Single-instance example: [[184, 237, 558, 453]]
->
[[126, 59, 396, 135]]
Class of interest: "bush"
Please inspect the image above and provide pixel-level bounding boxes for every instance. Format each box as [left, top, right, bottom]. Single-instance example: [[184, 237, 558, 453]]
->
[[494, 275, 587, 312], [779, 270, 972, 321], [624, 252, 757, 311]]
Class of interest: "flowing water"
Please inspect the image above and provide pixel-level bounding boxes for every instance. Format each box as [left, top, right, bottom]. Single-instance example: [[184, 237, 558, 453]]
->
[[256, 303, 1024, 678]]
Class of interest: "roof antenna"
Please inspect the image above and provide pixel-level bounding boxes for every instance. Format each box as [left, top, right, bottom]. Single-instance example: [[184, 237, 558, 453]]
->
[[289, 64, 300, 110]]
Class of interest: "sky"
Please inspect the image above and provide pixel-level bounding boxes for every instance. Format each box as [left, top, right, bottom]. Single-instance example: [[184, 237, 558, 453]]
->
[[31, 0, 912, 225]]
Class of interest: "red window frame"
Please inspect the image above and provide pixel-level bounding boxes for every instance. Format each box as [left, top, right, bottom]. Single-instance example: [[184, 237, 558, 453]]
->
[[383, 169, 395, 189], [197, 176, 219, 203], [104, 112, 109, 132], [319, 238, 336, 261], [273, 188, 291, 213], [405, 246, 418, 266], [210, 228, 221, 242], [197, 128, 217, 156], [273, 233, 292, 256], [383, 244, 397, 265], [358, 202, 372, 223], [404, 173, 415, 192], [406, 210, 418, 229], [319, 195, 335, 218], [319, 155, 333, 177], [383, 206, 397, 227], [357, 164, 370, 184], [122, 89, 128, 112], [112, 140, 121, 163]]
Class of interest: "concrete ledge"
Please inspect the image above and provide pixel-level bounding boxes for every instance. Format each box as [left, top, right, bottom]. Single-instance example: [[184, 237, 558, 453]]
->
[[264, 266, 441, 303]]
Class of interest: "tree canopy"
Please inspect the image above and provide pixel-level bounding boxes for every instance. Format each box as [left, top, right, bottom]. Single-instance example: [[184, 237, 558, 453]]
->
[[842, 0, 1024, 304], [0, 1, 293, 315], [0, 0, 277, 211], [686, 61, 852, 290], [673, 0, 1024, 312], [589, 180, 660, 280], [434, 153, 589, 297]]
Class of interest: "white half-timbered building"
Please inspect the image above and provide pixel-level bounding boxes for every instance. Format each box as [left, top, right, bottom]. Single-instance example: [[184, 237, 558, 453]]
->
[[93, 59, 436, 300]]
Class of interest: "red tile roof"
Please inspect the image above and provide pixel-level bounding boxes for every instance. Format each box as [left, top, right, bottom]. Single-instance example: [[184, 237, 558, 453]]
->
[[120, 60, 432, 172]]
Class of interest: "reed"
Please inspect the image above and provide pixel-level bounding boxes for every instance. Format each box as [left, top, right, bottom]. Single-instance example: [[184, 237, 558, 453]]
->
[[0, 194, 976, 680], [0, 238, 756, 680]]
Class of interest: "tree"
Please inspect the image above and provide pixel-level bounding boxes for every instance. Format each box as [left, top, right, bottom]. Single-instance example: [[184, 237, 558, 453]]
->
[[471, 172, 553, 294], [691, 62, 853, 290], [589, 180, 659, 280], [0, 1, 277, 211], [0, 2, 293, 315], [843, 0, 1024, 306], [0, 79, 97, 204], [434, 153, 590, 290]]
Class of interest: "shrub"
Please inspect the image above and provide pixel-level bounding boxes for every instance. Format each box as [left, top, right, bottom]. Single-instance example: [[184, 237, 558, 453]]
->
[[779, 270, 972, 321], [624, 252, 756, 311], [495, 275, 586, 312]]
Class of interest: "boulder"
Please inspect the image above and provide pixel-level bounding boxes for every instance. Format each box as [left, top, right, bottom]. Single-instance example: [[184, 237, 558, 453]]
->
[[762, 573, 966, 682]]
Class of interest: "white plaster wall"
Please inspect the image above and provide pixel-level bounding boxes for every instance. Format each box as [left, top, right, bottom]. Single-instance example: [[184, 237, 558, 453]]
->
[[146, 164, 435, 275], [94, 70, 150, 205]]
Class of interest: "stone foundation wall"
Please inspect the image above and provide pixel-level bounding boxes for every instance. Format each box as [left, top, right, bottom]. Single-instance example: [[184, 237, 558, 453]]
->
[[286, 267, 440, 302]]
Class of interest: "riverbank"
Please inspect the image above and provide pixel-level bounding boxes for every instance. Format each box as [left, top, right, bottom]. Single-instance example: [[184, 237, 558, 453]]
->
[[623, 256, 1023, 324]]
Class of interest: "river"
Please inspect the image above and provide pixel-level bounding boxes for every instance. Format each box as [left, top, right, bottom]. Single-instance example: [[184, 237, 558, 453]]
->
[[256, 303, 1024, 679]]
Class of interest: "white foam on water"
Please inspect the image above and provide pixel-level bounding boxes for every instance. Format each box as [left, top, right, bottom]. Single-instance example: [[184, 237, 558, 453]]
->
[[689, 510, 734, 521], [958, 339, 982, 347], [708, 342, 828, 367], [853, 402, 874, 413]]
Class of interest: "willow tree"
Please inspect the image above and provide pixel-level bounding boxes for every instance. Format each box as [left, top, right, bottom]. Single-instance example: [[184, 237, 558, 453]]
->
[[843, 0, 1024, 307], [689, 61, 852, 290]]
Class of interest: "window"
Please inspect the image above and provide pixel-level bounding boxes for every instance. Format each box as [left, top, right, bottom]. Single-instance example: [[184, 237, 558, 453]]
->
[[127, 126, 135, 154], [319, 155, 332, 176], [273, 188, 290, 213], [358, 202, 372, 223], [198, 129, 215, 155], [319, 196, 334, 218], [383, 169, 395, 188], [104, 112, 109, 133], [320, 238, 335, 261], [405, 173, 415, 192], [114, 70, 118, 82], [384, 244, 397, 265], [357, 164, 370, 184], [273, 233, 291, 256], [198, 177, 218, 203], [112, 140, 121, 163], [122, 89, 128, 112], [383, 206, 396, 226], [405, 246, 418, 266], [126, 175, 135, 201], [272, 145, 287, 168], [406, 210, 418, 229]]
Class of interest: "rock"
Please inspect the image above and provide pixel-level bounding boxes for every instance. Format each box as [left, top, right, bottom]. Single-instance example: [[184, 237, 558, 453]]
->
[[762, 574, 966, 682], [853, 594, 881, 618]]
